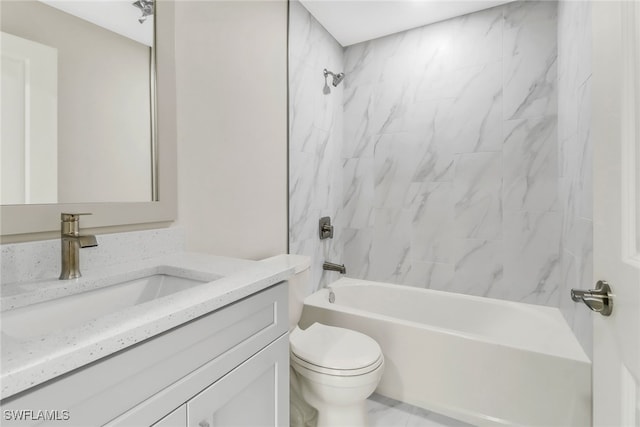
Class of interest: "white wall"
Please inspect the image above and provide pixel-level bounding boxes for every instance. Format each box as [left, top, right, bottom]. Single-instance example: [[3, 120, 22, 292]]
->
[[174, 0, 288, 260]]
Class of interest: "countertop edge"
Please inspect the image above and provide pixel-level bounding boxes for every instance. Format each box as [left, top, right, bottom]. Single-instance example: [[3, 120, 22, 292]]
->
[[0, 253, 298, 400]]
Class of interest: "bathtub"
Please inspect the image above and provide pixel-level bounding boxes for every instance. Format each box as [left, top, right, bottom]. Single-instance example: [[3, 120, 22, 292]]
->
[[299, 278, 591, 427]]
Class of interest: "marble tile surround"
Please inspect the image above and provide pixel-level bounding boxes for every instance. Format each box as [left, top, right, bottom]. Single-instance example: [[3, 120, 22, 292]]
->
[[288, 0, 592, 355], [341, 1, 561, 306], [289, 0, 344, 293], [557, 0, 593, 356], [1, 227, 184, 285]]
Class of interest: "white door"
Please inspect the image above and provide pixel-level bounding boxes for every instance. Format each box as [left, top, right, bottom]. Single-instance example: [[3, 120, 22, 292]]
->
[[0, 31, 57, 204], [592, 1, 640, 425]]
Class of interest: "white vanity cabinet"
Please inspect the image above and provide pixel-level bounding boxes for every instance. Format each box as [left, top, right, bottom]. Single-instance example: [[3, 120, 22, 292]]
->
[[185, 335, 287, 427], [152, 406, 187, 427], [118, 334, 289, 427], [0, 282, 289, 427]]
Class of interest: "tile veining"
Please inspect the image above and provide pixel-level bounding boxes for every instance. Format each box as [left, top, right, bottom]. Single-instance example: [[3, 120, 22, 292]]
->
[[289, 0, 591, 355]]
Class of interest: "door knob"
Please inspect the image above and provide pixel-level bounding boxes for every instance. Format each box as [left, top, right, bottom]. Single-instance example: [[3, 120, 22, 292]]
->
[[571, 280, 613, 316]]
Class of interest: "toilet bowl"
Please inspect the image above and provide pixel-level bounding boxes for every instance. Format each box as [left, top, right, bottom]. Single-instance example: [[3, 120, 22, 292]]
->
[[290, 323, 384, 427], [261, 254, 384, 427]]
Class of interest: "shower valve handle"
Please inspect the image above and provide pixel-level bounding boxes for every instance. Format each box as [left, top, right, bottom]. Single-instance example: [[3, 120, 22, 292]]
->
[[319, 217, 334, 239]]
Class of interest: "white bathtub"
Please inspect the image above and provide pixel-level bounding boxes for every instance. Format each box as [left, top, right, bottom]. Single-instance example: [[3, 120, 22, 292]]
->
[[299, 278, 591, 427]]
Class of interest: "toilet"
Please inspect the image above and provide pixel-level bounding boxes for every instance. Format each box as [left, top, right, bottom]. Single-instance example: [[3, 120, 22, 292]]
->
[[285, 255, 384, 427]]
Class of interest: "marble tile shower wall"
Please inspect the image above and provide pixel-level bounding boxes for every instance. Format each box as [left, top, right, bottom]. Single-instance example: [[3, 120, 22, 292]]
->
[[341, 1, 561, 305], [557, 0, 593, 356], [288, 0, 344, 292]]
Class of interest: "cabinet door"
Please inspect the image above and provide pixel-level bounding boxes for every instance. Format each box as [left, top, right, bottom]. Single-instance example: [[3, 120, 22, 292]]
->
[[187, 334, 288, 427], [152, 405, 186, 427]]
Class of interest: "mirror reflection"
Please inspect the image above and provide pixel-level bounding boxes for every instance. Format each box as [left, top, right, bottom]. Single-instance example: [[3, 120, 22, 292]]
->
[[0, 0, 155, 205]]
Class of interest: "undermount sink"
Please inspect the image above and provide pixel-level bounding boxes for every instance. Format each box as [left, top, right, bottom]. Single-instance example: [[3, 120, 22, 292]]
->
[[1, 274, 210, 339]]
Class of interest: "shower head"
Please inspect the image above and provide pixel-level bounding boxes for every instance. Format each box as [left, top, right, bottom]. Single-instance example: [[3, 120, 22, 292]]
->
[[323, 69, 345, 88], [132, 0, 154, 23]]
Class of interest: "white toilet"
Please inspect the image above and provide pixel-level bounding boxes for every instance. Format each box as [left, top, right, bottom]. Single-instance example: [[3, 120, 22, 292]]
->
[[286, 256, 384, 427]]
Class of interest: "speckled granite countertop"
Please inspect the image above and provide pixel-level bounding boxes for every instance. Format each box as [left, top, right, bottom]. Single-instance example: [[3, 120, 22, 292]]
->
[[0, 252, 304, 399]]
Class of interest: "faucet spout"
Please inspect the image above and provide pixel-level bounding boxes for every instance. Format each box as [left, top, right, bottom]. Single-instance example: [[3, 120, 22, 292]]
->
[[323, 261, 346, 274], [78, 235, 98, 248]]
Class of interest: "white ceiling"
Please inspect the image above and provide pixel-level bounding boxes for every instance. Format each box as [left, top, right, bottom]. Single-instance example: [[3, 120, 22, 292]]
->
[[299, 0, 514, 46], [39, 0, 154, 46]]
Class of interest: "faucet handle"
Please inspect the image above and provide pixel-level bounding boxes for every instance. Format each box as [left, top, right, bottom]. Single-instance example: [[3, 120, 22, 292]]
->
[[61, 213, 92, 221], [60, 213, 93, 236]]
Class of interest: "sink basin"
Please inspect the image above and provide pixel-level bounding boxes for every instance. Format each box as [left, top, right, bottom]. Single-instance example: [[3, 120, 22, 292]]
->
[[1, 274, 210, 339]]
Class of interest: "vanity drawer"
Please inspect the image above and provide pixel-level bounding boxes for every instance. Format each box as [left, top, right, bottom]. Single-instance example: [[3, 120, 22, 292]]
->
[[110, 334, 289, 427], [0, 282, 288, 427]]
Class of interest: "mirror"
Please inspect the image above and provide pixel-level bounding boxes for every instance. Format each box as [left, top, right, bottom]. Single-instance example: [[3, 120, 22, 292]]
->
[[1, 0, 156, 205], [0, 0, 176, 237]]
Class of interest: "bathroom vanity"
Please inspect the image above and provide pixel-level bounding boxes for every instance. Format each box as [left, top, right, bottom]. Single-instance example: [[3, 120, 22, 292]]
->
[[0, 253, 296, 426]]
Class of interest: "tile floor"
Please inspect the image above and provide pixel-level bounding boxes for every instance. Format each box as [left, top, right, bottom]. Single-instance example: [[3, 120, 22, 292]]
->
[[367, 394, 475, 427]]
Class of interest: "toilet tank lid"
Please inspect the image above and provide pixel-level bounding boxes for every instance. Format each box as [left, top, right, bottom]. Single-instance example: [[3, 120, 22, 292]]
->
[[290, 323, 382, 370]]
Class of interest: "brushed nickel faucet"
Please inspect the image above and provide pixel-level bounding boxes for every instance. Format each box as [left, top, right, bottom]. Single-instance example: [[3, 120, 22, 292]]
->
[[59, 213, 98, 280]]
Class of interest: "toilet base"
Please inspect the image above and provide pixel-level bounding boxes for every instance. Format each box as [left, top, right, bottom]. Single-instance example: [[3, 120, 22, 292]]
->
[[290, 367, 318, 427], [295, 367, 381, 427], [314, 401, 368, 427]]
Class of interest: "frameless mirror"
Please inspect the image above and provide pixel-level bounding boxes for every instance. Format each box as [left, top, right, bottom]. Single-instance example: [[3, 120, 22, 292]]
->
[[0, 0, 156, 205]]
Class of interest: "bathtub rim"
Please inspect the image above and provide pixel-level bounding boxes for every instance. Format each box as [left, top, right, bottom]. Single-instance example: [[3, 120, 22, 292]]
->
[[307, 277, 590, 364]]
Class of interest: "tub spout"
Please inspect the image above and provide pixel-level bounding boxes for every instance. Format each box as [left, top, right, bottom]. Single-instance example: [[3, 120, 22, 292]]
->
[[323, 261, 346, 274]]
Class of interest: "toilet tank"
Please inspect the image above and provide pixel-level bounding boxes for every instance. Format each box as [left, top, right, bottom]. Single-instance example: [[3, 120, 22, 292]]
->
[[259, 254, 311, 332], [288, 264, 310, 331]]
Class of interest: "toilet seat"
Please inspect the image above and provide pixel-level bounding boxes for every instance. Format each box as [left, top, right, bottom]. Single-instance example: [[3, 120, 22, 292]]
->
[[291, 351, 383, 377], [290, 323, 383, 376]]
